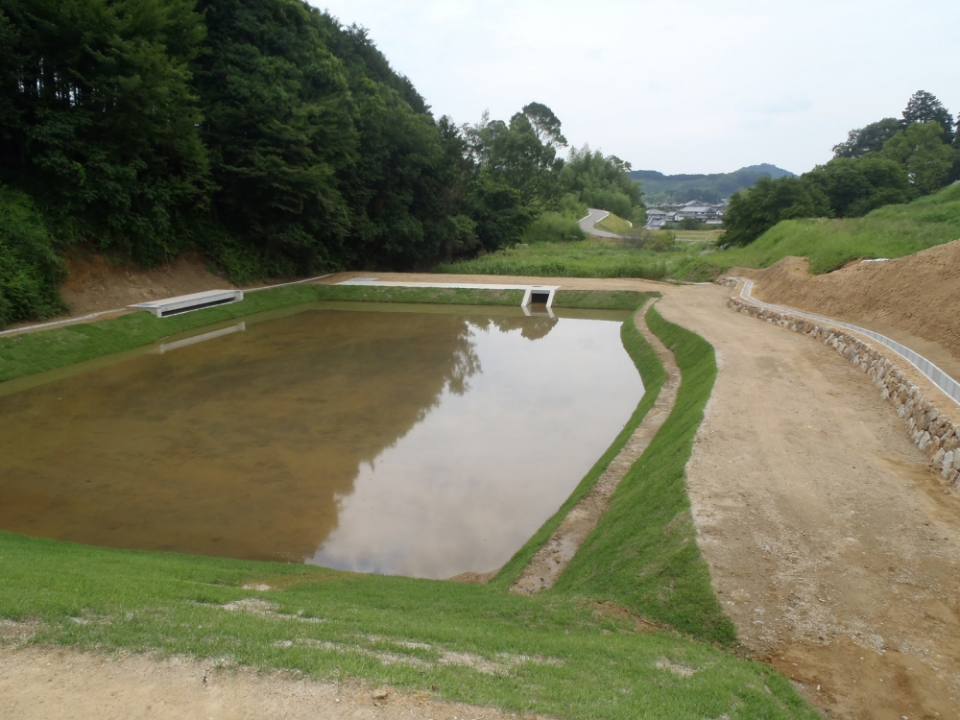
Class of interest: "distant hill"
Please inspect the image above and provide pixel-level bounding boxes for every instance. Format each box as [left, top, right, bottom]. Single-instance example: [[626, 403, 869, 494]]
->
[[628, 164, 796, 204]]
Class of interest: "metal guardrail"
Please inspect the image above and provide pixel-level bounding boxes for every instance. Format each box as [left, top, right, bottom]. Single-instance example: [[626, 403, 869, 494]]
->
[[735, 278, 960, 408]]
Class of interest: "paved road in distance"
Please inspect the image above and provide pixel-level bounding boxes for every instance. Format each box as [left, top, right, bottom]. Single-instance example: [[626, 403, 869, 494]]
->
[[578, 208, 623, 238]]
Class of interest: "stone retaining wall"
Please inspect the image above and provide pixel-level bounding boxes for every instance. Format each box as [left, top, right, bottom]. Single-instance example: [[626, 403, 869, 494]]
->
[[723, 283, 960, 486]]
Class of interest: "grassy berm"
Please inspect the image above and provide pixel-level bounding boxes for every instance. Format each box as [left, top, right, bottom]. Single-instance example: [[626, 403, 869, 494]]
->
[[0, 287, 817, 719], [713, 180, 960, 274]]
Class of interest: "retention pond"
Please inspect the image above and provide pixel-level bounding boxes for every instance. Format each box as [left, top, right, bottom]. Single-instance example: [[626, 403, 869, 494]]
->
[[0, 302, 643, 579]]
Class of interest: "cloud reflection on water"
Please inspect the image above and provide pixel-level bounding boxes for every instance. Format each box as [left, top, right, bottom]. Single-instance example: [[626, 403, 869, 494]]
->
[[0, 305, 641, 577]]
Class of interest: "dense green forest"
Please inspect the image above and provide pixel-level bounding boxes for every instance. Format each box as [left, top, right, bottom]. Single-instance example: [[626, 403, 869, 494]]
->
[[0, 0, 642, 328], [721, 91, 960, 247], [628, 164, 796, 204]]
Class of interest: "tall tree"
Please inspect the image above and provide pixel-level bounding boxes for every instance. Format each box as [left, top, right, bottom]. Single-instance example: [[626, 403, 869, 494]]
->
[[464, 106, 563, 208], [880, 121, 955, 195], [0, 7, 19, 135], [560, 145, 644, 222], [521, 102, 567, 153], [833, 118, 901, 159], [719, 176, 831, 247], [806, 156, 911, 217], [0, 0, 210, 264], [902, 90, 954, 144], [192, 0, 355, 277], [323, 18, 470, 270]]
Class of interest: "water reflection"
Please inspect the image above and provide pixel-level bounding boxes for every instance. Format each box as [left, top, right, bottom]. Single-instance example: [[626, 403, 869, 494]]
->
[[0, 305, 642, 578]]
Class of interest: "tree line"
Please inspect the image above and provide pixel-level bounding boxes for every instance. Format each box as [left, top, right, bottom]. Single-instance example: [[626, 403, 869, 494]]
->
[[0, 0, 642, 327], [720, 91, 960, 247], [628, 164, 796, 205]]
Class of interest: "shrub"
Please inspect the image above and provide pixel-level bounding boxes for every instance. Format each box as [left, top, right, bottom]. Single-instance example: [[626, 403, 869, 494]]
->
[[0, 187, 67, 328], [521, 211, 586, 244], [621, 227, 676, 252]]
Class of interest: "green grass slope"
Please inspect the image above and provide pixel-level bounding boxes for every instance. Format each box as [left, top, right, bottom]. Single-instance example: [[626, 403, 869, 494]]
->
[[0, 529, 813, 720], [713, 182, 960, 274], [552, 306, 734, 644], [595, 212, 634, 235], [437, 184, 960, 283]]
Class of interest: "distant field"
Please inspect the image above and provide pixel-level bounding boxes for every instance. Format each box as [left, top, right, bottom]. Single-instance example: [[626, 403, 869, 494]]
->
[[672, 229, 725, 243], [437, 240, 714, 280]]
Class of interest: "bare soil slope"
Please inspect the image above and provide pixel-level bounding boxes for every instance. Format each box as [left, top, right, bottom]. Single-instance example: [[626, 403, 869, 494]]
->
[[60, 251, 235, 317], [742, 239, 960, 381]]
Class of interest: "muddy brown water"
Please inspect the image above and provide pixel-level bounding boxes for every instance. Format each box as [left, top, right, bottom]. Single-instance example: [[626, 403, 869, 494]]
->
[[0, 302, 643, 579]]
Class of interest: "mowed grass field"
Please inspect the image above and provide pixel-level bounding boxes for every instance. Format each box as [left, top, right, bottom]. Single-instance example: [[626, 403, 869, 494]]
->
[[0, 286, 818, 719]]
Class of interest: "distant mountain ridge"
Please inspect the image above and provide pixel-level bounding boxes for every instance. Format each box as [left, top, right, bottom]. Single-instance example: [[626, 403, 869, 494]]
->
[[628, 164, 796, 204]]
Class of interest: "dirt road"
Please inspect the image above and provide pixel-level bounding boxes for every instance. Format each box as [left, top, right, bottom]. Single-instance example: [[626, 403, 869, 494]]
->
[[658, 284, 960, 720], [0, 643, 537, 720]]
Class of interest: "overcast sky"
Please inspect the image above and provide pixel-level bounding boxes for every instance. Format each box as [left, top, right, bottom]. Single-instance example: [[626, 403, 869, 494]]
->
[[312, 0, 957, 176]]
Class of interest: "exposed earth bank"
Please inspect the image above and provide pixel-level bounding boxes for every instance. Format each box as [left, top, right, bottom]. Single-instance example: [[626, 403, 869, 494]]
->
[[59, 250, 237, 317], [739, 238, 960, 382]]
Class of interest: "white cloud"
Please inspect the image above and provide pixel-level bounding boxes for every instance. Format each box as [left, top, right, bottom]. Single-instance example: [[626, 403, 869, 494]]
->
[[315, 0, 959, 174]]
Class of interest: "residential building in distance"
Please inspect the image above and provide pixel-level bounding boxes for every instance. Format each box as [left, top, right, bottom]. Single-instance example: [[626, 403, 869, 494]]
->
[[644, 199, 726, 229]]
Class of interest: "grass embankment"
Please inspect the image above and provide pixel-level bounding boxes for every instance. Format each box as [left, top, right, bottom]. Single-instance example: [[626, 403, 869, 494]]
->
[[595, 212, 633, 235], [553, 289, 651, 311], [0, 289, 817, 718], [554, 307, 733, 640], [495, 305, 734, 644], [490, 300, 668, 593], [714, 182, 960, 273]]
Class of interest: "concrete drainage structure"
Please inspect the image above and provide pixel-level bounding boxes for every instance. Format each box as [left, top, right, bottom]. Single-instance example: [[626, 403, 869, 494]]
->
[[337, 278, 558, 317], [128, 289, 244, 318]]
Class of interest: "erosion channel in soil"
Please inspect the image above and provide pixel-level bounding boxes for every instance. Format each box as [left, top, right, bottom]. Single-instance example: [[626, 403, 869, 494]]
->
[[0, 302, 643, 580]]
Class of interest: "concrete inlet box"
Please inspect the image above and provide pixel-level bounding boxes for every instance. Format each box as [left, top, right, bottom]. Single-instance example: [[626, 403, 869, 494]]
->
[[128, 290, 244, 318]]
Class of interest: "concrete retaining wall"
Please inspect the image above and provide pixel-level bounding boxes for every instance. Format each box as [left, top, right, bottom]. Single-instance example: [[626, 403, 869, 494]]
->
[[723, 282, 960, 486]]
